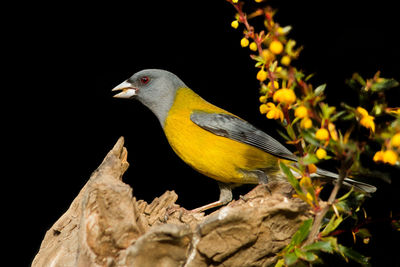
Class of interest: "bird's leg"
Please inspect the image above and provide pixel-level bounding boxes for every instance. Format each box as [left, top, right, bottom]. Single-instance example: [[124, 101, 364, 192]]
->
[[255, 170, 271, 194], [191, 182, 233, 213], [256, 170, 268, 184]]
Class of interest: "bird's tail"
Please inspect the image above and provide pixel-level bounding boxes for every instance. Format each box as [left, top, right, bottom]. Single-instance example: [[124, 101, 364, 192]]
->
[[312, 168, 377, 194]]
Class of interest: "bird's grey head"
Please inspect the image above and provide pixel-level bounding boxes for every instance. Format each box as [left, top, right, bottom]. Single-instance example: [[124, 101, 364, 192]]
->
[[112, 69, 187, 127]]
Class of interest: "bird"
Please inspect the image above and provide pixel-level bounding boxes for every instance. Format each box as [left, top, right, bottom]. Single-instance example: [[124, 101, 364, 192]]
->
[[112, 69, 376, 212]]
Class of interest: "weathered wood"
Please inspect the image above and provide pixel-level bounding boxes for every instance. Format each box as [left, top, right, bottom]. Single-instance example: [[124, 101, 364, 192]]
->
[[32, 137, 310, 267]]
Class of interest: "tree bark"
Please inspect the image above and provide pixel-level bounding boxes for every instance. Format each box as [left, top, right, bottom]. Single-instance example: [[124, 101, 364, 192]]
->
[[32, 137, 310, 267]]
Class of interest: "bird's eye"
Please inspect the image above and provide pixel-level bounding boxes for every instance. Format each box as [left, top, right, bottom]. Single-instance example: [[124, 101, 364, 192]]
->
[[140, 76, 150, 84]]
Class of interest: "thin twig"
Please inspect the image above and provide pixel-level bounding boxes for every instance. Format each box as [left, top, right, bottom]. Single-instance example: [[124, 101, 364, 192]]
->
[[303, 159, 350, 246]]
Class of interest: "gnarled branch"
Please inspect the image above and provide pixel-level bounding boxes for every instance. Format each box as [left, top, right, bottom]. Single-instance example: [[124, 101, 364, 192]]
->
[[32, 137, 310, 267]]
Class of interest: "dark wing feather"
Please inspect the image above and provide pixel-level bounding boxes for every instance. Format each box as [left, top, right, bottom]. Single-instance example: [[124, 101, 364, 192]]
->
[[314, 168, 377, 193], [190, 110, 297, 161]]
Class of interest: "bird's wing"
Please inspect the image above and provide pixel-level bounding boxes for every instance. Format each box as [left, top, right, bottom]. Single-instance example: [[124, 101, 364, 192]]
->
[[190, 111, 377, 194], [190, 110, 297, 161]]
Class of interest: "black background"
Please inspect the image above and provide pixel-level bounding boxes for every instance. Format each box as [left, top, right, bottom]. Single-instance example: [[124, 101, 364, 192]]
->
[[5, 1, 400, 266]]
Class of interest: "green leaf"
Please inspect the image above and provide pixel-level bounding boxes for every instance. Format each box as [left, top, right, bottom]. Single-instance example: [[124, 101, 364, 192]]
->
[[274, 258, 285, 267], [334, 201, 351, 215], [337, 187, 354, 201], [286, 39, 300, 58], [304, 241, 334, 253], [292, 219, 313, 245], [303, 251, 318, 262], [338, 245, 371, 266], [284, 252, 298, 266], [250, 54, 264, 62], [255, 61, 264, 67], [294, 69, 305, 80], [305, 73, 315, 81], [371, 78, 399, 92], [320, 103, 336, 119], [330, 110, 346, 122], [281, 25, 292, 34], [277, 129, 292, 142], [341, 113, 355, 120], [302, 131, 321, 147], [269, 60, 278, 72], [294, 248, 318, 262], [350, 73, 366, 86], [314, 84, 326, 96], [301, 153, 319, 165], [286, 124, 296, 140], [291, 116, 301, 126], [321, 236, 339, 251], [321, 214, 343, 236], [280, 162, 301, 193], [372, 104, 384, 116]]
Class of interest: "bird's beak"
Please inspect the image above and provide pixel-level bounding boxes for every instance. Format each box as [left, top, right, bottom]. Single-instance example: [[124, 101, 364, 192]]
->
[[112, 80, 138, 99]]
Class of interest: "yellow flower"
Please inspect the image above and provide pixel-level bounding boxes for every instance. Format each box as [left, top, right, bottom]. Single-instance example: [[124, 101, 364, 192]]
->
[[281, 55, 291, 66], [261, 49, 274, 62], [231, 20, 239, 29], [266, 108, 283, 120], [357, 106, 375, 132], [356, 107, 369, 117], [315, 128, 329, 141], [266, 109, 277, 119], [259, 95, 268, 103], [316, 148, 327, 159], [300, 117, 312, 129], [240, 37, 249, 47], [360, 115, 375, 132], [295, 105, 308, 118], [269, 40, 284, 54], [391, 132, 400, 147], [269, 109, 284, 121], [249, 42, 258, 51], [259, 102, 283, 121], [267, 80, 279, 89], [273, 88, 296, 105], [373, 151, 384, 162], [383, 150, 398, 165], [259, 103, 269, 114], [374, 150, 398, 165], [256, 69, 268, 82], [232, 0, 239, 3]]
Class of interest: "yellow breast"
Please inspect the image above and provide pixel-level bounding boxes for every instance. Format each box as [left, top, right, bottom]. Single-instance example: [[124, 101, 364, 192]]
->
[[164, 87, 279, 184]]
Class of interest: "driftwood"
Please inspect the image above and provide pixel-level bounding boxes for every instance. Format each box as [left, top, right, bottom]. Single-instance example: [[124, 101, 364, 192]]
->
[[32, 137, 310, 267]]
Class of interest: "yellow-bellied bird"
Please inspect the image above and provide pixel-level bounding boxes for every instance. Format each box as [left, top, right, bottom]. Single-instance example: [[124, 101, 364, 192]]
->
[[112, 69, 376, 211]]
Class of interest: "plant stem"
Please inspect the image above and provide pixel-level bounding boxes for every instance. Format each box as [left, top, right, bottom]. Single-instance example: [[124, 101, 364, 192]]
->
[[231, 2, 264, 56], [303, 159, 349, 246]]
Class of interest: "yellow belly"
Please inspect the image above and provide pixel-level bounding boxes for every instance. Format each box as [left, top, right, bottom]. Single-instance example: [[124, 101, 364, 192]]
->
[[164, 88, 279, 184]]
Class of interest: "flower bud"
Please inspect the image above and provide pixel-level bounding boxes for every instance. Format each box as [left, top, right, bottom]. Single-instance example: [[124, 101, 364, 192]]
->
[[315, 128, 329, 141], [240, 37, 249, 47], [256, 69, 268, 82], [269, 40, 284, 54]]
